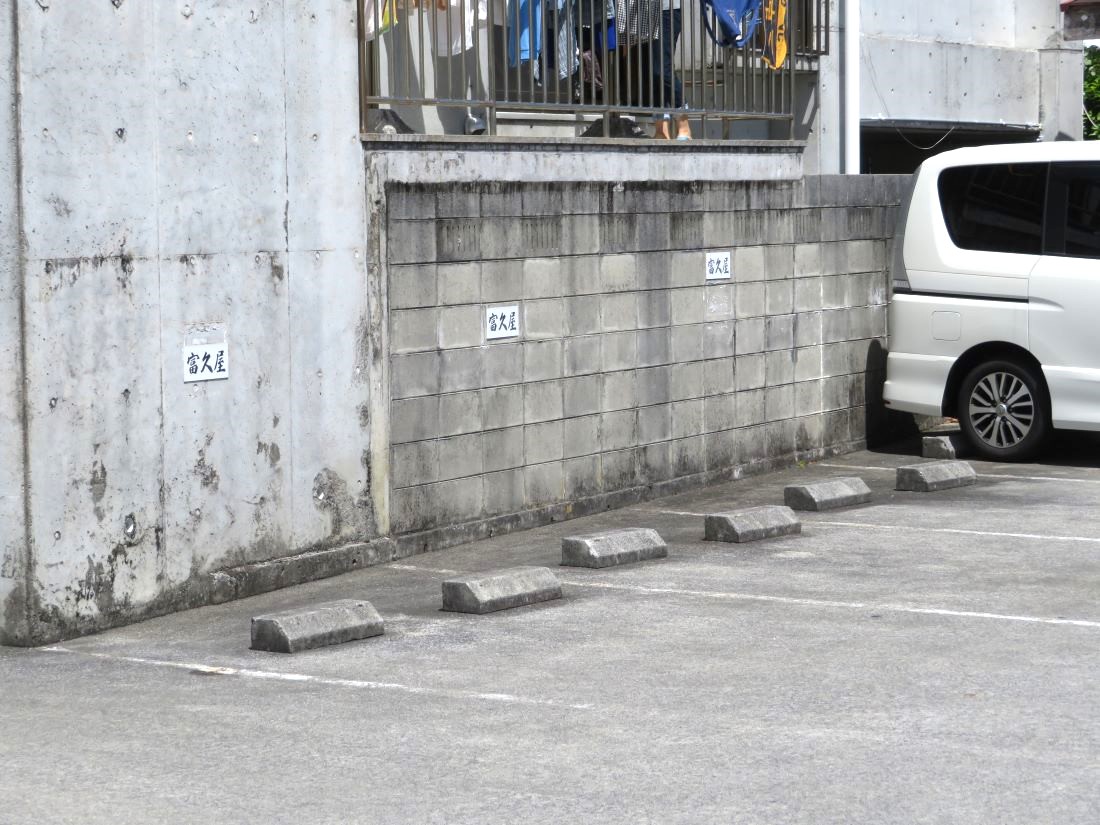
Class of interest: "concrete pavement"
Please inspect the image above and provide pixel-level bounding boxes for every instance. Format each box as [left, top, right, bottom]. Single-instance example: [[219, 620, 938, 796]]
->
[[4, 435, 1100, 823]]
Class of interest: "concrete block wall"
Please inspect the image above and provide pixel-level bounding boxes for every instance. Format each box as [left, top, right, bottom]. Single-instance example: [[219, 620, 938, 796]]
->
[[384, 176, 906, 545], [1, 0, 373, 645]]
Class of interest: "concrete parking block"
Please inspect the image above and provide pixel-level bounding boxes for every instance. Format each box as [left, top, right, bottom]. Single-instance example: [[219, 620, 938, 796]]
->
[[704, 505, 802, 543], [561, 527, 668, 568], [441, 567, 563, 614], [896, 460, 977, 492], [784, 477, 872, 511], [922, 433, 970, 460], [250, 600, 384, 653]]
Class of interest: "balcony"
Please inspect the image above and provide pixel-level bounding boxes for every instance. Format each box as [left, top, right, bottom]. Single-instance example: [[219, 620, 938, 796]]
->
[[358, 0, 828, 141]]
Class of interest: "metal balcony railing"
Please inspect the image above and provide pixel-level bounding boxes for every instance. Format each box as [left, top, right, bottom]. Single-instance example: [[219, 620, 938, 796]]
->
[[358, 0, 827, 140]]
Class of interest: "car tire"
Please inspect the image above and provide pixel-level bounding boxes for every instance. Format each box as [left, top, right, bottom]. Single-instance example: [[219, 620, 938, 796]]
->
[[957, 359, 1049, 462]]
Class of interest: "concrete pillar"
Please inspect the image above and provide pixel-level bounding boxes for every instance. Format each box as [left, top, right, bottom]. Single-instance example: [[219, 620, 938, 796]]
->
[[1040, 46, 1085, 140], [842, 0, 859, 173], [808, 0, 843, 175]]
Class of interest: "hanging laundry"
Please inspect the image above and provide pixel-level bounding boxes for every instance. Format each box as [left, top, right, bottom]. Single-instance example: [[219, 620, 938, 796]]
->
[[429, 0, 489, 57], [698, 0, 762, 48], [363, 0, 399, 40], [762, 0, 787, 69], [549, 0, 580, 80], [506, 0, 543, 66], [615, 0, 660, 44]]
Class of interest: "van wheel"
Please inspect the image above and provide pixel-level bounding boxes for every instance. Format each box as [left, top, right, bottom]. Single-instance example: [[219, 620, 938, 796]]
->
[[957, 359, 1049, 461]]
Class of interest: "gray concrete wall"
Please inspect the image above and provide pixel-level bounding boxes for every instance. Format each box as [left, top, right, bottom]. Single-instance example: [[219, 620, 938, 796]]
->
[[0, 0, 909, 645], [808, 0, 1083, 173], [0, 0, 28, 645], [381, 176, 905, 549], [860, 0, 1080, 135], [1, 0, 372, 645]]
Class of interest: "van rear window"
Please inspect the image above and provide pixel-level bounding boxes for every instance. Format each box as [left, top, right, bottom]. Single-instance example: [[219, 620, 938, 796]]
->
[[1046, 163, 1100, 259], [938, 163, 1047, 255]]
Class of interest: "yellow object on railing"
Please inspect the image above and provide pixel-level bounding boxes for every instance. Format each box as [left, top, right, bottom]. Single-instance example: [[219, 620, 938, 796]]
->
[[363, 0, 399, 41], [763, 0, 787, 69]]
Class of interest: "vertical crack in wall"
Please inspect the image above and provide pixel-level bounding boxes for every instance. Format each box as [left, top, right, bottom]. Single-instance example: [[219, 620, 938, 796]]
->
[[9, 0, 35, 644], [150, 0, 171, 599], [280, 0, 295, 550]]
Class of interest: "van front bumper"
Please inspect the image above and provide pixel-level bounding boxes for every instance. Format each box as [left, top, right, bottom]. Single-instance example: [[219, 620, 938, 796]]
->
[[882, 352, 955, 417]]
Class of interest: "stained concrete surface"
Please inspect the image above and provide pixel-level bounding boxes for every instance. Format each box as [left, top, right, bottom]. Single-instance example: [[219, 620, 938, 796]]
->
[[4, 436, 1100, 823]]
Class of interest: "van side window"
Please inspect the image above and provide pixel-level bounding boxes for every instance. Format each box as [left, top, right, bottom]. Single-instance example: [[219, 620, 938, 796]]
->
[[937, 163, 1047, 255], [1045, 163, 1100, 260]]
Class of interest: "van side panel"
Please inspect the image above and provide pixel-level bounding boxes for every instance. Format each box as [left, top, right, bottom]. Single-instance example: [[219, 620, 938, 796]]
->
[[883, 353, 954, 416], [1038, 367, 1100, 431], [883, 293, 1029, 415], [1029, 255, 1100, 430]]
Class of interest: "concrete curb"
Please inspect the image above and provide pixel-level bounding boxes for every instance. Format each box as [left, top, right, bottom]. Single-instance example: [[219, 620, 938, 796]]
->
[[218, 538, 398, 603], [561, 528, 668, 568], [251, 599, 385, 653], [442, 567, 563, 614], [704, 505, 802, 543], [896, 460, 977, 492], [783, 477, 872, 511]]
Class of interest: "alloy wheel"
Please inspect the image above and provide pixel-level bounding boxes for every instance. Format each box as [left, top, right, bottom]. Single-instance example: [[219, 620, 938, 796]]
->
[[967, 371, 1034, 449]]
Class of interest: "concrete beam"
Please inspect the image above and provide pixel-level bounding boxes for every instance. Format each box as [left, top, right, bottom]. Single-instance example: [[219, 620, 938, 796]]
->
[[896, 461, 977, 493], [250, 599, 385, 653], [784, 477, 872, 511], [704, 505, 802, 543], [561, 528, 668, 568], [442, 567, 563, 614]]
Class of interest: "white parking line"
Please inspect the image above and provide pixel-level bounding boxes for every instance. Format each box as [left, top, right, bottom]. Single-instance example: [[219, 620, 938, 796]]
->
[[559, 580, 1100, 629], [813, 520, 1100, 546], [817, 462, 1100, 485], [36, 646, 594, 711], [631, 508, 709, 517], [390, 563, 462, 575], [634, 508, 1100, 546]]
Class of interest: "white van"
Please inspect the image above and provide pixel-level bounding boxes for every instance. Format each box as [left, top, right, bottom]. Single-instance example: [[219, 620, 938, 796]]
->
[[883, 141, 1100, 460]]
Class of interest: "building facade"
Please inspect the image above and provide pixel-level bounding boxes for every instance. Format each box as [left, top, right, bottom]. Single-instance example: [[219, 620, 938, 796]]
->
[[0, 0, 1082, 644]]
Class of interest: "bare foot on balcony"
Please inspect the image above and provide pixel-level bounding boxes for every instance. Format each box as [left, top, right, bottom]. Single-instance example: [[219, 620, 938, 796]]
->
[[674, 115, 691, 140]]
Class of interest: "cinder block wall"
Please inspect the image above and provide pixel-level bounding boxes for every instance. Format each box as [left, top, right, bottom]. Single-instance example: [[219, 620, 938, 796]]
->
[[384, 177, 906, 547]]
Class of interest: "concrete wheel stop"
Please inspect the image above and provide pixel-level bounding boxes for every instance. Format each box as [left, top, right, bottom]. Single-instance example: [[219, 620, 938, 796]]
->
[[561, 527, 668, 568], [251, 599, 385, 653], [922, 432, 970, 459], [896, 460, 977, 492], [442, 566, 563, 614], [704, 505, 802, 543], [783, 477, 872, 511]]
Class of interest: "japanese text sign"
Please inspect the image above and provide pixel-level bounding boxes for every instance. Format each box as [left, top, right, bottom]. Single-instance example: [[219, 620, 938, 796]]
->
[[183, 343, 229, 383], [485, 305, 520, 340]]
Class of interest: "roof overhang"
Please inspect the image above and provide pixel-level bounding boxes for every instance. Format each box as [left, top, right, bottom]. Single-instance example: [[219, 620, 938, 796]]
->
[[861, 119, 1041, 137]]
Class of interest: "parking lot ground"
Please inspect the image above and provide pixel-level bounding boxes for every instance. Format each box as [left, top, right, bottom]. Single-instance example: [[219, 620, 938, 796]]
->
[[5, 436, 1100, 824]]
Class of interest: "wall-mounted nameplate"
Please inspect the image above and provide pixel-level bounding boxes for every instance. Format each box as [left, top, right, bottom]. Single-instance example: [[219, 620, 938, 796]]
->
[[705, 250, 732, 280], [183, 324, 229, 383], [486, 305, 520, 340]]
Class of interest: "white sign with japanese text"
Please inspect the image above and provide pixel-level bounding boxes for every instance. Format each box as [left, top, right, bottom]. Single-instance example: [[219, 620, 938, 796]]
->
[[485, 305, 520, 340], [705, 250, 732, 280], [183, 342, 229, 383]]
